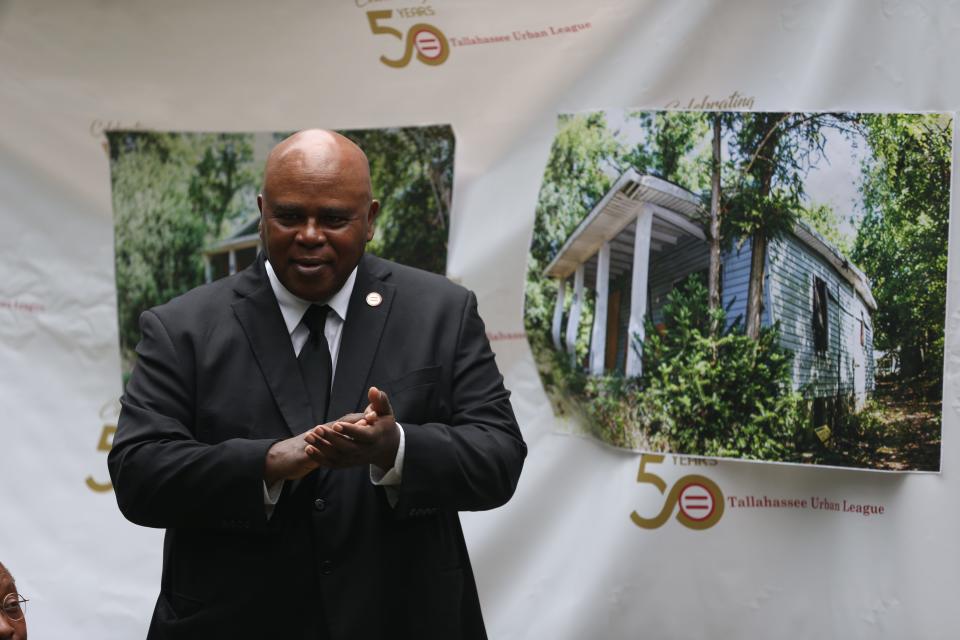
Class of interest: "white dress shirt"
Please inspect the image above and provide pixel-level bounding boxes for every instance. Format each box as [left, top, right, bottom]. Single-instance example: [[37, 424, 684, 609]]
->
[[262, 260, 405, 514]]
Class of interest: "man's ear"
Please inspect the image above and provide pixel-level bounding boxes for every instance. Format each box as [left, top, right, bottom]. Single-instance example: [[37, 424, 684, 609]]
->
[[257, 193, 264, 214], [366, 199, 381, 242]]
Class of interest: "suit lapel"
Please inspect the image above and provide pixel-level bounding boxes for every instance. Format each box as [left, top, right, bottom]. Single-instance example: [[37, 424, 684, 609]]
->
[[232, 256, 314, 437], [328, 254, 395, 420]]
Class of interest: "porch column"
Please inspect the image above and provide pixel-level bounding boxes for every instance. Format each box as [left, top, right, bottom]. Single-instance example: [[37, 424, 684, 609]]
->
[[626, 206, 654, 377], [551, 277, 566, 350], [565, 264, 585, 365], [589, 242, 611, 375], [228, 250, 237, 275], [203, 255, 212, 284]]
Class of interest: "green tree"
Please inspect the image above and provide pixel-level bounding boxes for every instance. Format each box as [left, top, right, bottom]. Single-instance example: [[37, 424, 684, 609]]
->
[[707, 114, 723, 331], [525, 113, 624, 344], [109, 132, 259, 366], [343, 126, 453, 275], [188, 135, 257, 240], [798, 202, 853, 256], [639, 277, 805, 458], [110, 137, 205, 363], [723, 112, 858, 338], [853, 114, 951, 395], [622, 111, 709, 192]]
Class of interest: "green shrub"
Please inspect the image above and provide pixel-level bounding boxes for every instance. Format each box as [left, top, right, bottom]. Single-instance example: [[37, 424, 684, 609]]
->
[[581, 374, 643, 448], [638, 276, 806, 459]]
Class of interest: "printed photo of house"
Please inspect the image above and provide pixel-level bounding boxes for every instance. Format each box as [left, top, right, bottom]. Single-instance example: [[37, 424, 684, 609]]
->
[[525, 110, 948, 470]]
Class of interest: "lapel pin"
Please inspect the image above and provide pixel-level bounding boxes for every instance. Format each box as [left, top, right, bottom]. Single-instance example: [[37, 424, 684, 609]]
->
[[366, 292, 383, 307]]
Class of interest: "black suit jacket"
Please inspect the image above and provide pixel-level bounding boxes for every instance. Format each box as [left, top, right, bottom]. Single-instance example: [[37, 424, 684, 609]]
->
[[108, 254, 526, 640]]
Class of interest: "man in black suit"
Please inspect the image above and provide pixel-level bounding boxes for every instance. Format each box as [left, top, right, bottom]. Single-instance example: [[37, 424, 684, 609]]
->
[[108, 130, 526, 639]]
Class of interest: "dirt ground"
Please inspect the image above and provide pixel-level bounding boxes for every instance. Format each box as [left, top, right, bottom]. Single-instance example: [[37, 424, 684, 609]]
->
[[820, 381, 942, 471]]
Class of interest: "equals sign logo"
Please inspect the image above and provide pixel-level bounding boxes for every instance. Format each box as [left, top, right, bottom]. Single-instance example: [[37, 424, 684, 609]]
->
[[679, 483, 716, 522]]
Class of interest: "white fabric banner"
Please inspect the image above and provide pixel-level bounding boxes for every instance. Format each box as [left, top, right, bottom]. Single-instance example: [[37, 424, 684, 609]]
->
[[2, 1, 959, 637]]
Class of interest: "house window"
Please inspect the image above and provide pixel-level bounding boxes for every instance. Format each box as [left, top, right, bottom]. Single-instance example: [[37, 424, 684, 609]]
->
[[859, 313, 865, 347], [813, 276, 829, 353]]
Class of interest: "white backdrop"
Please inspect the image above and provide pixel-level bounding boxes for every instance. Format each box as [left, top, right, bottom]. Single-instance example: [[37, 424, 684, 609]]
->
[[2, 1, 959, 637]]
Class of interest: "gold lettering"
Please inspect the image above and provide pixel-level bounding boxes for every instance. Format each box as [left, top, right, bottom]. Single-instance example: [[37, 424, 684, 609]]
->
[[85, 424, 116, 493]]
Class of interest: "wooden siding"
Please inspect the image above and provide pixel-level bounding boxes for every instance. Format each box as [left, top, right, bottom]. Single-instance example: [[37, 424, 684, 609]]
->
[[766, 235, 875, 398], [720, 238, 771, 329], [853, 293, 876, 392]]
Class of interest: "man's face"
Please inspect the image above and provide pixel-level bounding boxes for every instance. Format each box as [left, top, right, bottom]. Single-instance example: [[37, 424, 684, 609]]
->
[[258, 146, 378, 302], [0, 570, 26, 640]]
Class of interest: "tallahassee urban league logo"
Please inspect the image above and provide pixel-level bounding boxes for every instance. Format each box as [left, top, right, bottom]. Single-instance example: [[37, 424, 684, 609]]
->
[[365, 9, 450, 68], [630, 454, 725, 530]]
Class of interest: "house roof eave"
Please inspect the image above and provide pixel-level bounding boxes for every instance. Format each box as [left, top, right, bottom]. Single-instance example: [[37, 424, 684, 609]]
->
[[791, 223, 877, 312], [543, 170, 705, 279]]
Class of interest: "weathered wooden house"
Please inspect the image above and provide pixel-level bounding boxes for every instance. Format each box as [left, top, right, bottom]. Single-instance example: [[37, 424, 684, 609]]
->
[[543, 169, 876, 406]]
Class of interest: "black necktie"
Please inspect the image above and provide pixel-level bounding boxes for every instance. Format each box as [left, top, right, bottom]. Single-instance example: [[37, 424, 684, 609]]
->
[[298, 304, 332, 425]]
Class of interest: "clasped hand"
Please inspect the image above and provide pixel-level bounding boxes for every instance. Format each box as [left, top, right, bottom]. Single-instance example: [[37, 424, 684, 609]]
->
[[264, 386, 399, 483]]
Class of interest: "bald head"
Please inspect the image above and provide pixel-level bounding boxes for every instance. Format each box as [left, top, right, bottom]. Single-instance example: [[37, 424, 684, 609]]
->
[[262, 129, 373, 204]]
